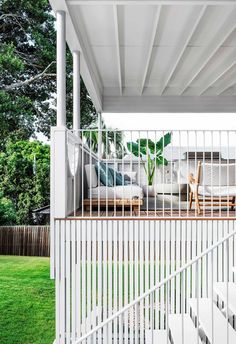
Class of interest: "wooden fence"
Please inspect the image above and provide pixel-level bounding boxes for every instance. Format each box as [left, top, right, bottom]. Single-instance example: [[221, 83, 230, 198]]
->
[[0, 226, 50, 257]]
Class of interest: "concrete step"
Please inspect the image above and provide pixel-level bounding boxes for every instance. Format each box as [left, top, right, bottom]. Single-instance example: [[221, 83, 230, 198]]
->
[[189, 298, 236, 344], [214, 282, 236, 315], [145, 330, 170, 344], [169, 314, 202, 344]]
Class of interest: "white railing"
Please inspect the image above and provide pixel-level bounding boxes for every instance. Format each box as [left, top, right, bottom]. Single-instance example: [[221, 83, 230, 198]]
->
[[68, 129, 236, 218], [52, 128, 236, 343], [76, 228, 236, 344], [54, 218, 236, 343]]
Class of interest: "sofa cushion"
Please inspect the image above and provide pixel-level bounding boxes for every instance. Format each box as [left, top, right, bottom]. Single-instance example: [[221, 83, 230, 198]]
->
[[88, 185, 143, 199], [85, 164, 98, 188], [109, 167, 127, 186], [121, 171, 137, 183], [95, 162, 114, 187]]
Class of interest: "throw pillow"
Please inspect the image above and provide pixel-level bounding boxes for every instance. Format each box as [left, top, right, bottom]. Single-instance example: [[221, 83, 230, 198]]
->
[[109, 167, 127, 186], [95, 162, 114, 187]]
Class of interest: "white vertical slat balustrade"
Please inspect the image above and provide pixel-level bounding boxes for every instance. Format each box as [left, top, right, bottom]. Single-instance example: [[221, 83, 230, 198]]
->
[[54, 218, 236, 343]]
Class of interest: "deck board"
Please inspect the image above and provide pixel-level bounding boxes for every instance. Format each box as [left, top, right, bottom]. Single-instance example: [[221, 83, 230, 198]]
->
[[74, 209, 236, 218]]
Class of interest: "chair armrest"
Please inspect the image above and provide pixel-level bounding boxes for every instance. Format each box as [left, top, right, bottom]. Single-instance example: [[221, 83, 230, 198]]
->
[[188, 173, 197, 185]]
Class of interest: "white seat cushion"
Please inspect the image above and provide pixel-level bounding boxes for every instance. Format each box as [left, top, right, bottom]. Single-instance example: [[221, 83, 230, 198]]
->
[[190, 184, 236, 197], [88, 185, 143, 199], [200, 163, 236, 186], [175, 161, 236, 186]]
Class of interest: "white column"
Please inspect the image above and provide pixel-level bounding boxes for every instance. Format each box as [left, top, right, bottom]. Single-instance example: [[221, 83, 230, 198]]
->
[[73, 51, 81, 133], [57, 11, 66, 127], [98, 112, 102, 159], [50, 127, 68, 279]]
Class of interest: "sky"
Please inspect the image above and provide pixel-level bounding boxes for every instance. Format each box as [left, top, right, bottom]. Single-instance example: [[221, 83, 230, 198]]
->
[[102, 113, 236, 131], [102, 113, 236, 156], [36, 113, 236, 146]]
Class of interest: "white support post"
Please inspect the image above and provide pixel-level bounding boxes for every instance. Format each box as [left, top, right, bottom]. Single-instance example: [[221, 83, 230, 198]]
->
[[51, 128, 68, 218], [57, 11, 66, 127], [72, 51, 80, 221], [98, 112, 102, 159], [50, 127, 68, 279], [51, 10, 67, 280], [73, 51, 81, 133]]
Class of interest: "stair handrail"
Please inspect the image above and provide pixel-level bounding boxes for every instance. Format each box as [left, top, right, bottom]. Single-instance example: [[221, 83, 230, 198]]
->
[[76, 228, 236, 344]]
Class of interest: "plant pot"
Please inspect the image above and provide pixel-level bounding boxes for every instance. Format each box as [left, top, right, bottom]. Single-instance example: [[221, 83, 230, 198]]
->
[[142, 185, 156, 197]]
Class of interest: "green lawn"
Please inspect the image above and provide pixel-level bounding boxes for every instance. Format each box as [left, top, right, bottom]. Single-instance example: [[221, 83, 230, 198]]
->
[[0, 256, 55, 344]]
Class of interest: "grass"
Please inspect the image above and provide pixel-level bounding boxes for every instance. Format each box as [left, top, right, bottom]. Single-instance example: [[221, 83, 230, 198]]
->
[[0, 255, 55, 344]]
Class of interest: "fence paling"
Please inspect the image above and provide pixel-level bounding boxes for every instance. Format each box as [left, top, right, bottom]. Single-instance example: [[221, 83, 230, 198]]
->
[[0, 226, 50, 257], [54, 218, 236, 343]]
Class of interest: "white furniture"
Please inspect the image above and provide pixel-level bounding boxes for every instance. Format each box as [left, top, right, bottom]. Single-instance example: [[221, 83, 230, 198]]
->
[[155, 183, 187, 195], [85, 164, 143, 200], [142, 183, 187, 198]]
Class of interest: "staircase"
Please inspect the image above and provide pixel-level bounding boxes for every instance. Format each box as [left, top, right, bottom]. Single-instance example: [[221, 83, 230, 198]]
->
[[75, 230, 236, 344], [146, 281, 236, 343]]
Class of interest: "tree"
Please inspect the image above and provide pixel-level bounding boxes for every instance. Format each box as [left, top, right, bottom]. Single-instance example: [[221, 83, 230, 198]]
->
[[83, 120, 126, 159], [0, 140, 50, 225], [0, 0, 97, 147], [0, 192, 16, 225]]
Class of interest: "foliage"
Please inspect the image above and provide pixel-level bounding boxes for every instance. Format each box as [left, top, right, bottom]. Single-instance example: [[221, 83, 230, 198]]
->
[[83, 120, 126, 159], [0, 192, 16, 225], [0, 0, 97, 147], [0, 0, 124, 225], [0, 256, 54, 344], [0, 140, 50, 225], [127, 132, 172, 185]]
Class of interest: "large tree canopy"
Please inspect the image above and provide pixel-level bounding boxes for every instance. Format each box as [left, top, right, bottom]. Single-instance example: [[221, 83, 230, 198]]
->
[[0, 0, 97, 147]]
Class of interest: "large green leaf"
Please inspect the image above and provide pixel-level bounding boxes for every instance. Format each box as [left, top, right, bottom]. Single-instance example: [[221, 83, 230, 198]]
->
[[156, 156, 168, 166], [136, 139, 155, 153], [156, 132, 172, 152], [127, 142, 142, 157]]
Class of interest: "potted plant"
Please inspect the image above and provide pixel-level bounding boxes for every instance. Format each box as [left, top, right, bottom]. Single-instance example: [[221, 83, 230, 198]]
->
[[127, 132, 171, 196]]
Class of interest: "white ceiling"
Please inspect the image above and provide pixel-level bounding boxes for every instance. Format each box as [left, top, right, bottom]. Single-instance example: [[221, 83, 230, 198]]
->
[[49, 0, 236, 113]]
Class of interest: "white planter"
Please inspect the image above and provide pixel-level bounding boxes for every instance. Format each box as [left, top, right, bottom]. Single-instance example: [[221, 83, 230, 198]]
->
[[143, 183, 187, 196], [142, 185, 156, 197], [155, 183, 187, 194]]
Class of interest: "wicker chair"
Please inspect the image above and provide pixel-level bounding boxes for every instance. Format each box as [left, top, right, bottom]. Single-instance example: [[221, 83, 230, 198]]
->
[[188, 161, 236, 214]]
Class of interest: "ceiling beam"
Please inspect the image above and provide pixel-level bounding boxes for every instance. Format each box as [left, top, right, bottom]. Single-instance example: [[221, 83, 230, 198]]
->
[[179, 7, 236, 95], [113, 5, 122, 95], [140, 5, 162, 94], [103, 95, 236, 113], [216, 74, 236, 95], [159, 5, 206, 95], [198, 49, 236, 95], [67, 1, 236, 6]]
